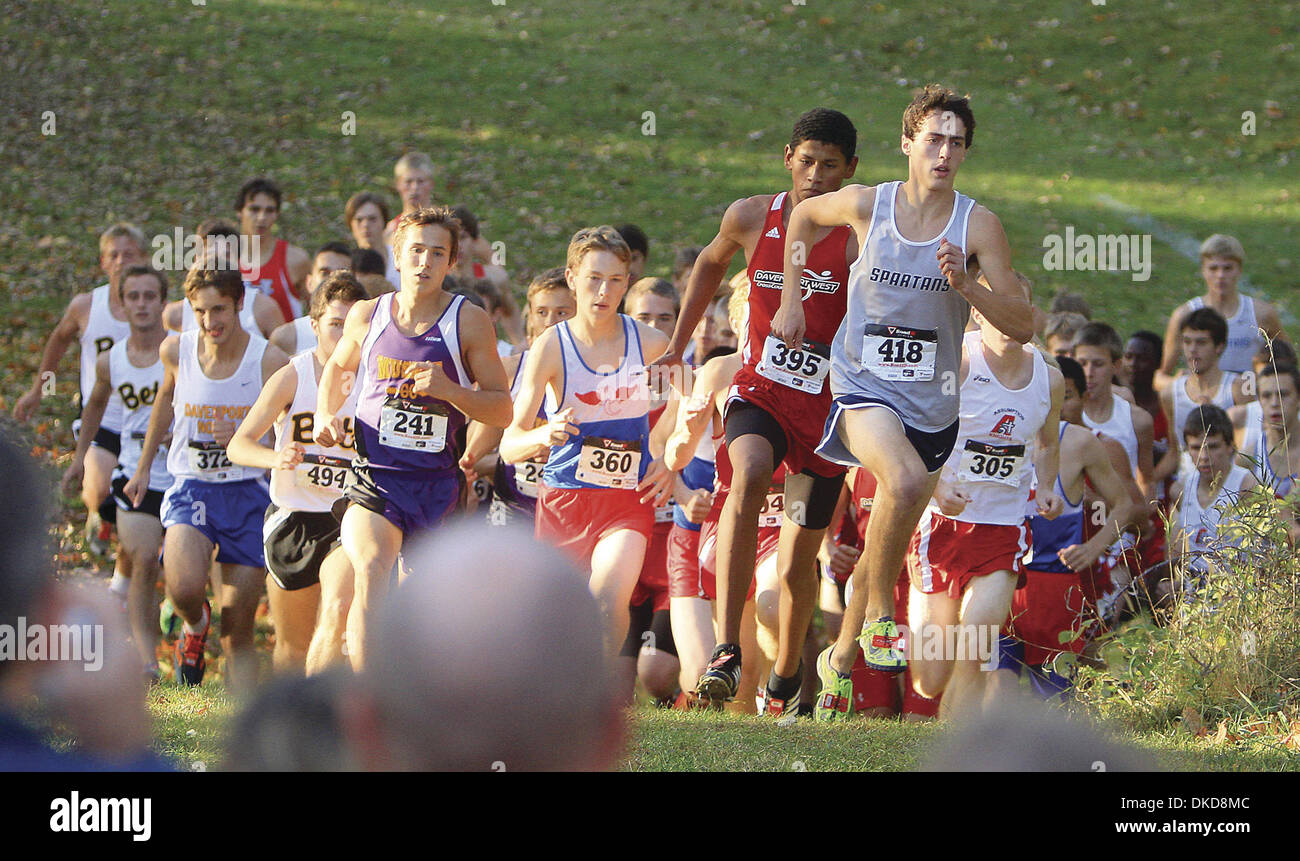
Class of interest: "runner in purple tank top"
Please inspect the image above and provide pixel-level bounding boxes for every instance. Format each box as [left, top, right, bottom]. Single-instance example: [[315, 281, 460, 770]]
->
[[315, 207, 512, 670]]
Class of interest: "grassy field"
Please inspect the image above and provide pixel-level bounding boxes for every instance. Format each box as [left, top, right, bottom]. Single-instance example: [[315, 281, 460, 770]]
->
[[3, 0, 1299, 770]]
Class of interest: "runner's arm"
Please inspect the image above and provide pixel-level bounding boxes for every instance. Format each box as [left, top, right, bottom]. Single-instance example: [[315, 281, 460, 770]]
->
[[954, 208, 1033, 345], [501, 329, 570, 464], [13, 294, 90, 422], [62, 352, 113, 496], [124, 338, 178, 507], [227, 363, 299, 472], [316, 298, 374, 446]]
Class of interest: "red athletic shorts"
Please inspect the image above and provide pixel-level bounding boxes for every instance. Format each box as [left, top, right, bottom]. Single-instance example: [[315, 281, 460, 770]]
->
[[727, 367, 843, 478], [909, 512, 1030, 599], [631, 519, 673, 612], [535, 485, 654, 565], [696, 517, 779, 602], [667, 523, 703, 599], [1006, 567, 1093, 667]]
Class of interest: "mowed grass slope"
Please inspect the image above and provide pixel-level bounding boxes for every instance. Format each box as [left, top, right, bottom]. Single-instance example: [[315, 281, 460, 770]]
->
[[1, 0, 1297, 770]]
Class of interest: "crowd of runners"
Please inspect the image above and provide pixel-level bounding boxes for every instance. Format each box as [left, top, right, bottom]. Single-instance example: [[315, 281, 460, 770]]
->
[[11, 85, 1296, 723]]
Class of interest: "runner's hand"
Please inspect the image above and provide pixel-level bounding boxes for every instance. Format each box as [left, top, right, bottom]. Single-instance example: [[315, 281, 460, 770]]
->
[[545, 408, 580, 447], [276, 442, 305, 471], [1035, 488, 1064, 520], [934, 480, 971, 517], [637, 457, 675, 507], [314, 412, 343, 448], [937, 239, 969, 292], [770, 299, 806, 351]]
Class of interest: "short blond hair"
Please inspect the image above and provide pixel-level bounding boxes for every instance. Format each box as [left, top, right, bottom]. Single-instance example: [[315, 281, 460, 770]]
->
[[1200, 234, 1244, 265], [565, 225, 630, 274], [394, 151, 434, 179], [98, 222, 146, 256], [626, 277, 679, 315]]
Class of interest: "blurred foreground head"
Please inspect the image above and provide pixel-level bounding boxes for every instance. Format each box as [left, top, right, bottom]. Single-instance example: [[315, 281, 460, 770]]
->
[[346, 522, 624, 771], [921, 703, 1155, 771]]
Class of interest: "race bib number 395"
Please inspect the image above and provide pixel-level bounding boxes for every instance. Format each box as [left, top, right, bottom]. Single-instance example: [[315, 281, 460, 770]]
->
[[575, 437, 642, 489], [756, 336, 830, 394], [861, 324, 938, 381], [957, 439, 1025, 486], [379, 398, 448, 452]]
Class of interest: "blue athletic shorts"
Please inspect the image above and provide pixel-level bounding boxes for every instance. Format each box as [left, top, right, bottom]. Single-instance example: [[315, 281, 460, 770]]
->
[[161, 477, 270, 568]]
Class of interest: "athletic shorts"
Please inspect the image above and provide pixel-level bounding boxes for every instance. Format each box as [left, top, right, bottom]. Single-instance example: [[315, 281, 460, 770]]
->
[[90, 426, 122, 457], [695, 515, 779, 602], [535, 484, 653, 565], [666, 523, 703, 599], [344, 461, 459, 537], [630, 520, 672, 613], [263, 503, 341, 591], [818, 395, 959, 474], [620, 602, 677, 659], [109, 473, 164, 520], [726, 368, 843, 479], [161, 478, 270, 568], [909, 512, 1030, 599], [1005, 567, 1092, 667]]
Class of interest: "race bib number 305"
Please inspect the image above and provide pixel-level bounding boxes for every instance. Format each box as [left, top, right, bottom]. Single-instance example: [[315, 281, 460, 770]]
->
[[756, 336, 830, 394], [379, 398, 448, 452], [187, 440, 237, 482], [576, 437, 642, 489], [294, 454, 352, 492], [957, 440, 1025, 486], [861, 324, 938, 381]]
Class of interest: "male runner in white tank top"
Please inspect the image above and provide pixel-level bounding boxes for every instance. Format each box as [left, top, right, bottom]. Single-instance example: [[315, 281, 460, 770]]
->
[[1168, 405, 1258, 586], [125, 267, 290, 691], [268, 242, 354, 356], [1158, 306, 1252, 483], [1073, 321, 1156, 495], [62, 265, 172, 678], [770, 86, 1035, 713], [14, 224, 145, 542], [1158, 234, 1287, 382], [228, 272, 368, 675], [163, 221, 285, 338], [905, 280, 1062, 720]]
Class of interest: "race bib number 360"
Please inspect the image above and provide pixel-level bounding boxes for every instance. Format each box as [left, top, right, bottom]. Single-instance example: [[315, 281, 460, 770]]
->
[[957, 440, 1025, 486], [294, 454, 352, 493], [576, 437, 642, 489], [187, 440, 237, 482], [379, 398, 448, 452], [756, 336, 830, 394], [861, 324, 938, 381]]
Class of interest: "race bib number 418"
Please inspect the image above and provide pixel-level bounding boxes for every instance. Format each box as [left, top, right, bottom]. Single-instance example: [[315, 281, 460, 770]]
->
[[861, 324, 938, 381]]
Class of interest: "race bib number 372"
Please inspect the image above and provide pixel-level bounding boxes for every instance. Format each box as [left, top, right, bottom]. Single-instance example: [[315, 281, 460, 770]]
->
[[756, 336, 830, 394], [187, 440, 237, 482], [861, 324, 938, 381]]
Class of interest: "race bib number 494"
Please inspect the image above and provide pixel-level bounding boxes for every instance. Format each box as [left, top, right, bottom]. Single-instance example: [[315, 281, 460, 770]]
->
[[756, 336, 830, 394], [379, 398, 448, 452], [861, 324, 938, 381], [294, 454, 352, 493], [575, 437, 642, 489]]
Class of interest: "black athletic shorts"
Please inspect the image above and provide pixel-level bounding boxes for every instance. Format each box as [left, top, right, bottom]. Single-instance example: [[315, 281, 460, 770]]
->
[[91, 426, 122, 457], [723, 400, 843, 531], [263, 503, 342, 591], [109, 473, 163, 520], [620, 600, 677, 659], [822, 395, 959, 474]]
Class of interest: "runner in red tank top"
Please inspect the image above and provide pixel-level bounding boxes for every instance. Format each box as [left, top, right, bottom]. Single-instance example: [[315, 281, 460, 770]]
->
[[652, 108, 861, 712], [236, 177, 312, 322]]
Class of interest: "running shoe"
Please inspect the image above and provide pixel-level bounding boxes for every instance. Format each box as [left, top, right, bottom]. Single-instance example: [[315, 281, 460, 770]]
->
[[858, 616, 906, 673], [814, 645, 852, 722], [696, 643, 742, 703], [173, 600, 210, 686]]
